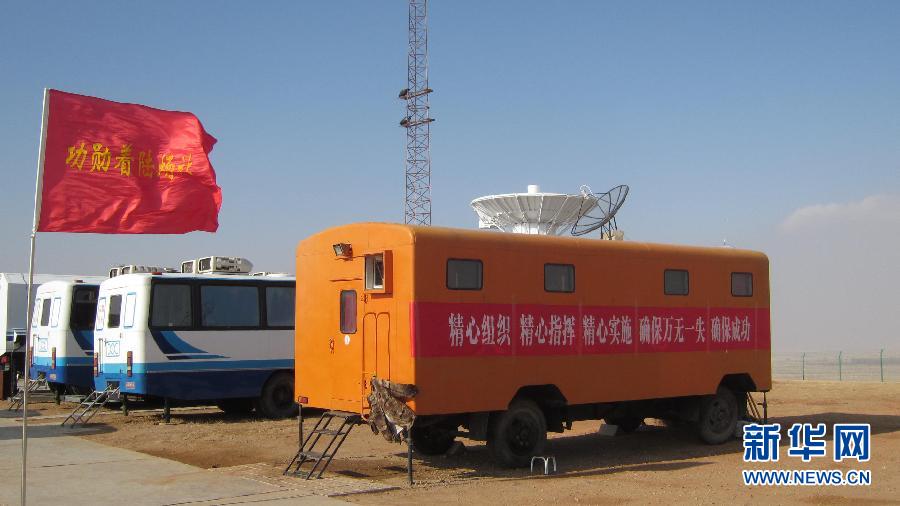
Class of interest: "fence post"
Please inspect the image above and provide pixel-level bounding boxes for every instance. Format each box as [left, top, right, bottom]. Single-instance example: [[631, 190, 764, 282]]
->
[[881, 349, 884, 383], [801, 352, 805, 381], [838, 351, 842, 381]]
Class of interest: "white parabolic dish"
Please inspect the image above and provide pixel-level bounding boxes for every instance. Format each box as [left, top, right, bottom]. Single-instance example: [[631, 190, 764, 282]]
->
[[471, 185, 599, 235]]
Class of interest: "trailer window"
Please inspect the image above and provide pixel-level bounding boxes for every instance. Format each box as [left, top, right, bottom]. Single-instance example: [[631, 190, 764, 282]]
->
[[150, 284, 192, 328], [266, 286, 295, 328], [664, 269, 689, 296], [108, 294, 123, 328], [201, 285, 260, 327], [365, 254, 385, 290], [40, 298, 52, 327], [731, 272, 753, 297], [340, 290, 357, 334], [545, 264, 575, 293], [447, 259, 483, 290], [71, 287, 98, 330]]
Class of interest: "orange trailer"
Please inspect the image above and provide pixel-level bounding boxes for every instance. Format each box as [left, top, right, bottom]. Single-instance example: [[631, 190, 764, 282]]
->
[[295, 223, 770, 466]]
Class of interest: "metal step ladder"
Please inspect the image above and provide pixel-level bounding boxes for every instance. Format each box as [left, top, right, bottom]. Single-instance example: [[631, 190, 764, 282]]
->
[[284, 410, 361, 479], [6, 378, 52, 411], [60, 384, 120, 427], [746, 392, 768, 423]]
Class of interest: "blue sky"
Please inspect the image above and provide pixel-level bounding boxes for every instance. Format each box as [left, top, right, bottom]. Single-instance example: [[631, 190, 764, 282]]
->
[[2, 1, 898, 350]]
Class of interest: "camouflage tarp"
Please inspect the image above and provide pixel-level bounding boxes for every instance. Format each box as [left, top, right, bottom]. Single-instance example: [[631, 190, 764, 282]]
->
[[367, 377, 418, 442]]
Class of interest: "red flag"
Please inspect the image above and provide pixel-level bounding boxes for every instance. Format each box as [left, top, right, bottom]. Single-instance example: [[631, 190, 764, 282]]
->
[[38, 89, 222, 234]]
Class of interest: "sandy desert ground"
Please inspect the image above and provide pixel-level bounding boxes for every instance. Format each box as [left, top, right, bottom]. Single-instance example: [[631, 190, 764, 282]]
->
[[21, 380, 899, 504]]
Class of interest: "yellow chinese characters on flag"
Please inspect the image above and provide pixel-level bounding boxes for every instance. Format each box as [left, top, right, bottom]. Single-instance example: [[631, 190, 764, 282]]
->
[[40, 90, 221, 234]]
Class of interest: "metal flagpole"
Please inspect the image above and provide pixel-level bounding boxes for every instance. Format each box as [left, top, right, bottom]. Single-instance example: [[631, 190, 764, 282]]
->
[[22, 87, 50, 506]]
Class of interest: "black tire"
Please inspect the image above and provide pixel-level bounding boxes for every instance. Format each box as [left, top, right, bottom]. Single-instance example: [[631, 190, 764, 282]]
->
[[256, 372, 298, 419], [487, 399, 548, 468], [607, 416, 643, 433], [217, 398, 254, 415], [698, 387, 738, 444], [411, 422, 457, 455]]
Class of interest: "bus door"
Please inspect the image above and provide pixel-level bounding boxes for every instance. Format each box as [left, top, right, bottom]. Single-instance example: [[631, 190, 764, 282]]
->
[[331, 284, 363, 412], [95, 296, 119, 377]]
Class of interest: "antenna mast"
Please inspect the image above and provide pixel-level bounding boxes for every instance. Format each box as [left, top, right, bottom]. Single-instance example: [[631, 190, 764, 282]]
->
[[400, 0, 433, 226]]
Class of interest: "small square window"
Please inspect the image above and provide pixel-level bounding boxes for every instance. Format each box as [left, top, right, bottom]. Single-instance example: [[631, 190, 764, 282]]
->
[[545, 264, 575, 293], [664, 269, 689, 296], [732, 272, 753, 297], [447, 259, 483, 290], [366, 254, 385, 290]]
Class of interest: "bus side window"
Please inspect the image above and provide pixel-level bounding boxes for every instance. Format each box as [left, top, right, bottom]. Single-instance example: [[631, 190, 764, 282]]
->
[[150, 284, 192, 328], [96, 298, 106, 330], [340, 290, 357, 334], [731, 272, 753, 297], [266, 286, 295, 328], [664, 269, 689, 296], [32, 298, 42, 327], [40, 299, 52, 327], [50, 297, 62, 328], [200, 285, 260, 327], [71, 288, 98, 330], [123, 293, 137, 328], [108, 295, 123, 328]]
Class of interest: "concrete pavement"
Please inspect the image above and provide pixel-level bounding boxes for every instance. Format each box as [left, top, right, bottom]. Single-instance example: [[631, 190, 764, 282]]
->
[[0, 412, 389, 505]]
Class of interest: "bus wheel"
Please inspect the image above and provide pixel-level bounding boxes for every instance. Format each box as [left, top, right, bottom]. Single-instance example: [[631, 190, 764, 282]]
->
[[410, 422, 456, 455], [216, 398, 254, 415], [698, 387, 738, 444], [256, 372, 298, 419], [488, 399, 547, 468]]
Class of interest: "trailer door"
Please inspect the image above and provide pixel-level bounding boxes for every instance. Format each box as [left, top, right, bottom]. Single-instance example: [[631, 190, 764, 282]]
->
[[331, 287, 362, 412]]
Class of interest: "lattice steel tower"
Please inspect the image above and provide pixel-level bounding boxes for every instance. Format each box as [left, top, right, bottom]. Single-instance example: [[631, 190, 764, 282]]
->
[[399, 0, 434, 226]]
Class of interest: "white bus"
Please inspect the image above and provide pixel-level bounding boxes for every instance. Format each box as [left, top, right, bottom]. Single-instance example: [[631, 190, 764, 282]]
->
[[29, 278, 105, 393], [93, 259, 296, 418]]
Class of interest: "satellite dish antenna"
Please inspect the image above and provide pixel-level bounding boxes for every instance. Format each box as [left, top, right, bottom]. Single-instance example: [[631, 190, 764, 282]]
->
[[571, 184, 629, 237], [471, 185, 600, 235]]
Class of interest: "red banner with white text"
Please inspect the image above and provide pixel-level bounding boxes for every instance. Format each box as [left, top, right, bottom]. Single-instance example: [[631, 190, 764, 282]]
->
[[411, 302, 770, 357], [38, 89, 222, 234]]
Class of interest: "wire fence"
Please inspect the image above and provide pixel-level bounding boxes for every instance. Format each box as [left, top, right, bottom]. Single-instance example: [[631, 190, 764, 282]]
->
[[772, 350, 899, 382]]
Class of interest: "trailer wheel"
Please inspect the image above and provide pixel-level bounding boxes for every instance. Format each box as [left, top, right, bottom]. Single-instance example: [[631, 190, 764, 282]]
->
[[216, 398, 254, 415], [411, 422, 456, 455], [698, 387, 738, 444], [488, 399, 547, 468], [256, 372, 298, 419]]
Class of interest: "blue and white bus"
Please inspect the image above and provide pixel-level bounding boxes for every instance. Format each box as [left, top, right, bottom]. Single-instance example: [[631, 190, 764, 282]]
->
[[93, 258, 296, 418], [30, 278, 105, 393]]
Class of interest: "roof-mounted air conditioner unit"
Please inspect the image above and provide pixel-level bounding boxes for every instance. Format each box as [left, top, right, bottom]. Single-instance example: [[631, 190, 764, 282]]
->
[[196, 256, 253, 275], [121, 265, 177, 275]]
